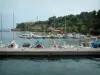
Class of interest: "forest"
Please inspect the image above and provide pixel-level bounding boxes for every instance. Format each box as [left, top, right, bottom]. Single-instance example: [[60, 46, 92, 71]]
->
[[16, 10, 100, 35]]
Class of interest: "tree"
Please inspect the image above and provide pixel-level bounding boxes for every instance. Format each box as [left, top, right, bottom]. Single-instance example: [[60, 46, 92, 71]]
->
[[97, 10, 100, 18], [16, 10, 100, 35], [72, 26, 78, 32], [80, 25, 87, 34]]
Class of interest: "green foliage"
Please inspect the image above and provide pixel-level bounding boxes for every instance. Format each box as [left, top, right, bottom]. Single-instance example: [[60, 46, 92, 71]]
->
[[72, 26, 78, 32], [16, 10, 100, 35], [80, 25, 87, 34]]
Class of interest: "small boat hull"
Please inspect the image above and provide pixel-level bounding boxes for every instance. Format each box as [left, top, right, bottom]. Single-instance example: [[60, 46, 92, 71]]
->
[[8, 40, 19, 48], [8, 44, 18, 48], [0, 41, 5, 48]]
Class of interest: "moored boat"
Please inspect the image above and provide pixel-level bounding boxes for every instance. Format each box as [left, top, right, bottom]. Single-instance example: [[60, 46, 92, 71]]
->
[[8, 40, 18, 48], [51, 41, 59, 49], [19, 32, 34, 39], [0, 13, 5, 48], [32, 40, 44, 48], [0, 41, 5, 48], [8, 13, 19, 48], [22, 43, 32, 48]]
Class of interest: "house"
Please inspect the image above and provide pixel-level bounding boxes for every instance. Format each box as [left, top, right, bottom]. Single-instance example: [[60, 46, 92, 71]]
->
[[31, 26, 42, 31], [47, 26, 55, 31]]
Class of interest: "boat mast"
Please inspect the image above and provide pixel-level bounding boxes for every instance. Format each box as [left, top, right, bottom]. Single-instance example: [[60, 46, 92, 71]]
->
[[0, 12, 2, 41], [13, 12, 14, 40], [65, 17, 66, 34], [36, 16, 38, 33], [44, 23, 45, 35], [54, 14, 55, 34]]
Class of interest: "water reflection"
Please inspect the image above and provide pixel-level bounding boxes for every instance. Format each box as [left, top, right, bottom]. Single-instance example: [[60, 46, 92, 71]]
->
[[0, 56, 100, 75], [0, 55, 100, 61]]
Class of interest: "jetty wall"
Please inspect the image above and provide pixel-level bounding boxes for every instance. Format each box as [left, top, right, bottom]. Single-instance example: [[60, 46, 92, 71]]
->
[[0, 48, 100, 55]]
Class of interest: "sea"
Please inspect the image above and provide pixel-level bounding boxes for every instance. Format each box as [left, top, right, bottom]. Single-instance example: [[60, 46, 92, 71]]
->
[[0, 32, 80, 48], [0, 32, 100, 75]]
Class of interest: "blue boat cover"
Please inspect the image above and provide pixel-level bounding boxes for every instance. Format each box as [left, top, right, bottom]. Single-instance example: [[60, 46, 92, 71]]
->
[[34, 40, 42, 45], [91, 41, 100, 48]]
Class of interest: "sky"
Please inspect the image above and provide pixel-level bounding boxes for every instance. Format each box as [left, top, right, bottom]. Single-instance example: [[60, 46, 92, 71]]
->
[[0, 0, 100, 29]]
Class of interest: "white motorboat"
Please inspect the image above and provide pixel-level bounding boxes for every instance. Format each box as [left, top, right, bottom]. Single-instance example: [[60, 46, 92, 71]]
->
[[56, 34, 64, 38], [49, 33, 56, 39], [0, 41, 5, 48], [33, 34, 43, 39], [63, 34, 69, 38], [71, 33, 80, 39], [67, 33, 73, 38], [19, 33, 34, 38], [8, 40, 18, 48], [80, 35, 85, 39], [67, 33, 85, 39]]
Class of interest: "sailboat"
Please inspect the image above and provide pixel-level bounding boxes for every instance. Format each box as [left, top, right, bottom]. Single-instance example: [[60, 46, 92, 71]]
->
[[61, 41, 77, 49], [61, 42, 70, 49], [0, 41, 5, 48], [63, 17, 69, 38], [8, 40, 18, 48], [50, 15, 59, 49], [51, 40, 59, 49], [49, 15, 56, 39], [32, 40, 44, 48], [0, 12, 5, 48], [8, 12, 18, 48], [32, 16, 43, 39]]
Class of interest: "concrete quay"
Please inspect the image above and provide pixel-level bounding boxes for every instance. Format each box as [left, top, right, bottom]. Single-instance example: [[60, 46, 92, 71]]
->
[[0, 48, 100, 55]]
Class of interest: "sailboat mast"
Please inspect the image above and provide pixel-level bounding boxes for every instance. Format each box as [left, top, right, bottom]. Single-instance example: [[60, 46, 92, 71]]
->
[[44, 23, 45, 35], [1, 12, 2, 41], [54, 14, 55, 34], [13, 12, 14, 40], [37, 16, 38, 22], [65, 17, 66, 34], [36, 16, 38, 32]]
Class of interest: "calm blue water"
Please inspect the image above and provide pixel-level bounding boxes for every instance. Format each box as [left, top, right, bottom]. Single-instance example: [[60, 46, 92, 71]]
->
[[0, 56, 100, 75], [1, 32, 80, 48]]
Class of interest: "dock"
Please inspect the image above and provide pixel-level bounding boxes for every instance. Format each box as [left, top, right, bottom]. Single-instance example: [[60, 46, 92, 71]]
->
[[0, 48, 100, 55]]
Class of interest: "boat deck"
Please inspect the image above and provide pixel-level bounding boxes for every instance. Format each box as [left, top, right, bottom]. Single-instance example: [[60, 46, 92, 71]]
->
[[0, 48, 100, 55]]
